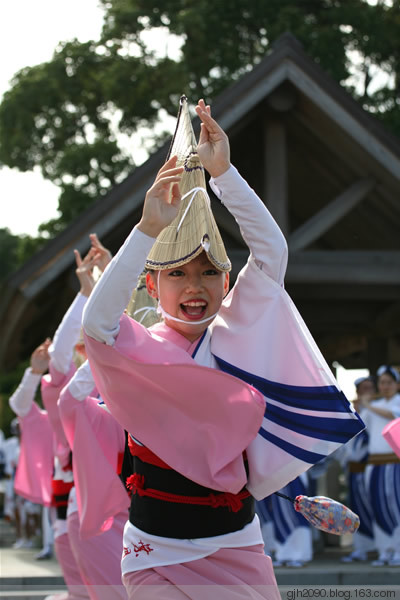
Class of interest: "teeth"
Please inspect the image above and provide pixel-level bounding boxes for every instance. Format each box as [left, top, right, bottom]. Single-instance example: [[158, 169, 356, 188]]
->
[[183, 301, 206, 307]]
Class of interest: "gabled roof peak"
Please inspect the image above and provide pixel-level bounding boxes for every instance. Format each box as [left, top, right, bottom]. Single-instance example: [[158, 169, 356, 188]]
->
[[271, 32, 304, 53]]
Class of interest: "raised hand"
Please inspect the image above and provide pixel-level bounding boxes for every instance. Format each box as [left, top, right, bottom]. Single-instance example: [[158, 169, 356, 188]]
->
[[74, 247, 99, 297], [31, 338, 52, 374], [137, 155, 183, 238], [195, 99, 230, 178], [89, 233, 112, 271]]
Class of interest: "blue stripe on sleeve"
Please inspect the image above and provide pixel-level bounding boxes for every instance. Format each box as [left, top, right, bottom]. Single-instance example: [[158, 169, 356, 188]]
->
[[214, 355, 361, 414], [265, 403, 364, 443], [258, 428, 327, 464]]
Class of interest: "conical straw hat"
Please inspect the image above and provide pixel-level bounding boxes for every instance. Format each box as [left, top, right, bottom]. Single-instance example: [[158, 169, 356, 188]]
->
[[125, 272, 160, 328], [145, 95, 231, 272]]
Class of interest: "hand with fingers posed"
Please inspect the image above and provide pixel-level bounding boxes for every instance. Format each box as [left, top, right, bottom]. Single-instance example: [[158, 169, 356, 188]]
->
[[74, 247, 100, 297], [137, 154, 184, 239], [30, 338, 52, 375], [195, 98, 230, 179], [89, 233, 112, 272]]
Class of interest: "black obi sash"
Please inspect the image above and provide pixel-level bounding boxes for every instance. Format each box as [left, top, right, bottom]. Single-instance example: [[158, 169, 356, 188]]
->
[[126, 436, 254, 539]]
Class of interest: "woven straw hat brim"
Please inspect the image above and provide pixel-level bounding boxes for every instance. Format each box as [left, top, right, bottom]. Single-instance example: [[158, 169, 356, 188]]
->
[[145, 96, 230, 272], [146, 185, 231, 272]]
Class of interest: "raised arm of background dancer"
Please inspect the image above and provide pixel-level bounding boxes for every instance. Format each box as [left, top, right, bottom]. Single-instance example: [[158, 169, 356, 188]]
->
[[64, 360, 95, 401], [360, 396, 400, 421], [83, 156, 183, 345], [49, 247, 99, 373], [9, 339, 51, 417], [195, 100, 288, 285]]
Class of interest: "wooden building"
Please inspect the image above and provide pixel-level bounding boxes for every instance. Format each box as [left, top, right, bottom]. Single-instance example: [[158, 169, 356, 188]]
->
[[2, 33, 400, 374]]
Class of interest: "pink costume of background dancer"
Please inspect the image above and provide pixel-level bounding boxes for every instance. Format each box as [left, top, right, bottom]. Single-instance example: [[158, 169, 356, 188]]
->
[[10, 336, 88, 600], [56, 235, 129, 600], [10, 241, 106, 600], [59, 358, 129, 600], [83, 99, 364, 599]]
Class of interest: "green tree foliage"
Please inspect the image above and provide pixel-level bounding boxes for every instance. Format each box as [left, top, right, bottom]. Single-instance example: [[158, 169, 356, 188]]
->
[[0, 0, 398, 240], [0, 228, 47, 284], [0, 359, 29, 435]]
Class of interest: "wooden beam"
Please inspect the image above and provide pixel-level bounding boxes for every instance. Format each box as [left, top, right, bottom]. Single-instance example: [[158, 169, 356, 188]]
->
[[287, 283, 400, 302], [209, 248, 400, 286], [264, 117, 289, 236], [289, 178, 375, 251], [287, 250, 400, 284], [214, 249, 400, 286]]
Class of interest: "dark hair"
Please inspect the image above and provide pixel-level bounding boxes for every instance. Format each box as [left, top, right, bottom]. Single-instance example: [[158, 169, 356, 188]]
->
[[376, 365, 400, 382]]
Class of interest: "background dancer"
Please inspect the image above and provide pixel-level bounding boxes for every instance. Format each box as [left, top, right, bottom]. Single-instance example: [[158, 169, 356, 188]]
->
[[361, 366, 400, 566]]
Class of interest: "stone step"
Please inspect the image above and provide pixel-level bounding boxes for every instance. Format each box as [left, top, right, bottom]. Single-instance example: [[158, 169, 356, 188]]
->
[[0, 588, 66, 600]]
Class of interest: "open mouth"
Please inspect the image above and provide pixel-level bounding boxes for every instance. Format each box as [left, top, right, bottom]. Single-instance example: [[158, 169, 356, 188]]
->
[[180, 300, 208, 320]]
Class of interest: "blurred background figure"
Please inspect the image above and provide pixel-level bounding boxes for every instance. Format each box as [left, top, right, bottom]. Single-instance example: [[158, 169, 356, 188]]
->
[[340, 376, 376, 563], [361, 366, 400, 566], [2, 418, 39, 548], [255, 494, 277, 561]]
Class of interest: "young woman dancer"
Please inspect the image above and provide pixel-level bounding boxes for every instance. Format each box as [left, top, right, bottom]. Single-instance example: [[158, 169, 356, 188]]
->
[[83, 98, 364, 599]]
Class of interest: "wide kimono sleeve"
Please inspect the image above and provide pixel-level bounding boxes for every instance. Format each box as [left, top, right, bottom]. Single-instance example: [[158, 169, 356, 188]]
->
[[9, 367, 54, 505], [41, 362, 75, 468], [14, 403, 54, 506], [58, 360, 129, 538], [209, 166, 365, 499]]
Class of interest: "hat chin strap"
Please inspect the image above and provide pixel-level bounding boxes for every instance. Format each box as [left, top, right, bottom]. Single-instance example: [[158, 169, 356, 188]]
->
[[156, 271, 218, 326]]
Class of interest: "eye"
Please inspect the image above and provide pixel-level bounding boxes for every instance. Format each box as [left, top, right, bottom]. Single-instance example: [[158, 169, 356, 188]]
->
[[168, 269, 184, 277], [203, 269, 219, 276]]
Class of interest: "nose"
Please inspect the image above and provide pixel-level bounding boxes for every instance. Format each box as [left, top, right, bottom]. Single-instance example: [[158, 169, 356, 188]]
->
[[185, 272, 203, 292]]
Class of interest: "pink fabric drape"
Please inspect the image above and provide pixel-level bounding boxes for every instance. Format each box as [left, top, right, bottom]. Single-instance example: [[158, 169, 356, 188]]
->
[[122, 544, 281, 600], [67, 510, 127, 600], [14, 403, 54, 505], [84, 314, 265, 495], [54, 532, 90, 600], [41, 362, 76, 468], [59, 387, 129, 538]]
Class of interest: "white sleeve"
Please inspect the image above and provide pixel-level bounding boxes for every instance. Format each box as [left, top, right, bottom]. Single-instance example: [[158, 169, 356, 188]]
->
[[83, 226, 156, 345], [391, 396, 400, 418], [9, 368, 42, 418], [210, 165, 288, 285], [49, 293, 87, 374], [67, 360, 95, 401]]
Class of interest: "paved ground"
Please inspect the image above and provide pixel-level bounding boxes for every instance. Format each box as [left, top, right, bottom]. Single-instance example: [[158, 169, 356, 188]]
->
[[1, 518, 399, 599]]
